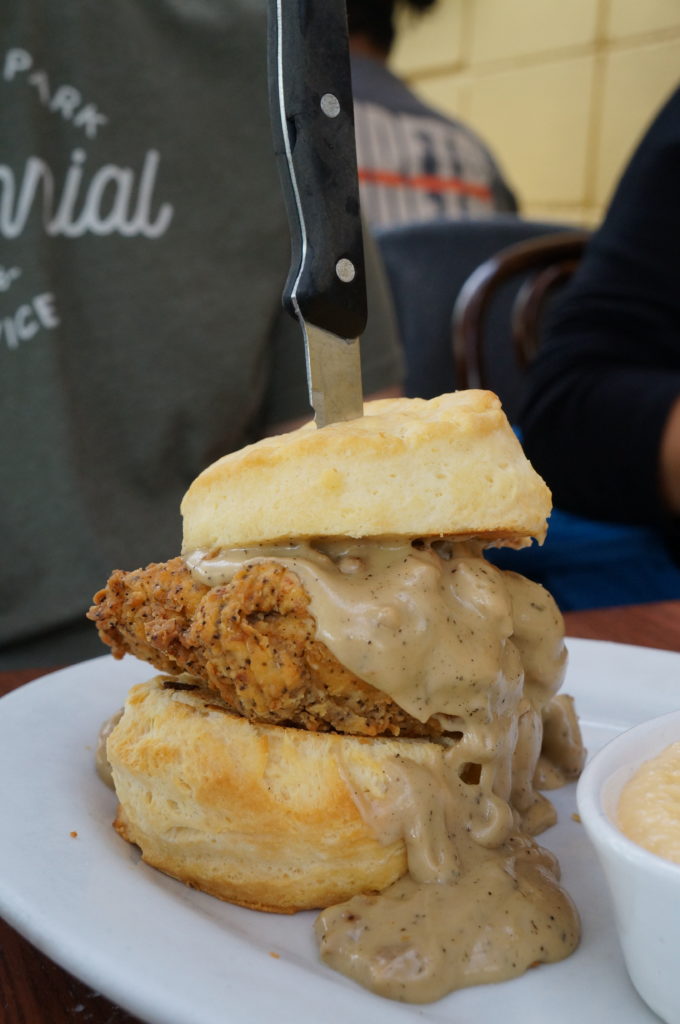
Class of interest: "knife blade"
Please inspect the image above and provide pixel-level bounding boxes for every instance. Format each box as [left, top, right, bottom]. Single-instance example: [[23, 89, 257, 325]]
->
[[267, 0, 366, 428]]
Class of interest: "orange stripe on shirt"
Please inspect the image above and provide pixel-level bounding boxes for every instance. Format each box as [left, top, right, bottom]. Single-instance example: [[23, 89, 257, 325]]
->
[[358, 167, 492, 200]]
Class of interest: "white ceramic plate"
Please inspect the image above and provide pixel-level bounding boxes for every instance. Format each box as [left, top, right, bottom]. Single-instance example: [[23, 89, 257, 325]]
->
[[1, 638, 677, 1024]]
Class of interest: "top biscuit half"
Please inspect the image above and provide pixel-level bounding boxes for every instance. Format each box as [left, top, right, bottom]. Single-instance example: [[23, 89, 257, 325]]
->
[[181, 391, 551, 553]]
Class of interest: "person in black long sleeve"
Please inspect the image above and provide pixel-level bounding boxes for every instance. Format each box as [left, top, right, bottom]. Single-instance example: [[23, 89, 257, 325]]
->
[[520, 85, 680, 560]]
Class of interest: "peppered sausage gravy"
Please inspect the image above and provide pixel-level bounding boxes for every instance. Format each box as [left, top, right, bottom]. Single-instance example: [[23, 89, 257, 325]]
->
[[186, 538, 585, 1003]]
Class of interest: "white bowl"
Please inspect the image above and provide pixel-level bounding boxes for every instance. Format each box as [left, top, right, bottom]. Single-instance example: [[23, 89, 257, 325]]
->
[[577, 709, 680, 1024]]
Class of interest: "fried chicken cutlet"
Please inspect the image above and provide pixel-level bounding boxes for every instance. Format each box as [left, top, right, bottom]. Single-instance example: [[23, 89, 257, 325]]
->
[[88, 557, 443, 738]]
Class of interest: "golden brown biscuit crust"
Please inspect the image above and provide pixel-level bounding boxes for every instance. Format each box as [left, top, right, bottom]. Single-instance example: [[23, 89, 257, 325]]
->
[[107, 677, 451, 912], [180, 391, 551, 553]]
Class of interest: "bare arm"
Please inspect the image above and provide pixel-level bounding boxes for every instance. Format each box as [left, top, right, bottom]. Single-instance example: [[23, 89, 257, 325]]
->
[[660, 396, 680, 514]]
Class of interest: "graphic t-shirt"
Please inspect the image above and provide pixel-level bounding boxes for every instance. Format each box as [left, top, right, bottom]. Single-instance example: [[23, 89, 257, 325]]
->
[[1, 1, 403, 662], [350, 54, 517, 228]]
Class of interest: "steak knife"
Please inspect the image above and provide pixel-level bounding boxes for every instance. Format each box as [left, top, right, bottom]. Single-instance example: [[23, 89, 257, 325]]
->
[[267, 0, 366, 428]]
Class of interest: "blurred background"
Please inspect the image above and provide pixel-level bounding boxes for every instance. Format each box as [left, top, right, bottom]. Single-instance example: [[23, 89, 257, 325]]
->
[[389, 0, 680, 225]]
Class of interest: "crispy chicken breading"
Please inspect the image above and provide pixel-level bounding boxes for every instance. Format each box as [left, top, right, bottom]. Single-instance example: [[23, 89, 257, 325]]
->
[[87, 557, 443, 738]]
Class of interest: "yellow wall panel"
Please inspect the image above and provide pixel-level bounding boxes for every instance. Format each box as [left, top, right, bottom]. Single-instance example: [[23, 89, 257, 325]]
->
[[595, 42, 680, 206], [390, 0, 464, 76], [523, 203, 597, 226], [606, 0, 680, 40], [464, 58, 595, 207], [468, 0, 597, 65]]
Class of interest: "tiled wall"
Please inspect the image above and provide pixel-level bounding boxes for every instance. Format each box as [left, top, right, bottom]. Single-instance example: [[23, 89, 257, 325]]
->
[[390, 0, 680, 225]]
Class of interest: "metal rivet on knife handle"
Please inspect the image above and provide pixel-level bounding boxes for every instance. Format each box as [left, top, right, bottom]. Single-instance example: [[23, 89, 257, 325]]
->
[[321, 93, 341, 118], [336, 259, 356, 283]]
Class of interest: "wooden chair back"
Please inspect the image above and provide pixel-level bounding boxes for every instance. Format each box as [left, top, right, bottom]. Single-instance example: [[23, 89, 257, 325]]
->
[[452, 230, 590, 399]]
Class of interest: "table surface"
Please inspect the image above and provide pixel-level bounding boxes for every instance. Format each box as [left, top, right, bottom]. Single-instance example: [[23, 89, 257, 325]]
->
[[2, 600, 680, 1024]]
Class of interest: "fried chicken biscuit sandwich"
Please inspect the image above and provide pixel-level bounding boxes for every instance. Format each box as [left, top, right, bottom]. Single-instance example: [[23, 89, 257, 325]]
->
[[89, 390, 584, 1003]]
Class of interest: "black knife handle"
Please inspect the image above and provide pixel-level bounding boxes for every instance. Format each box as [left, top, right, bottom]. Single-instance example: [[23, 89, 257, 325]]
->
[[267, 0, 367, 341]]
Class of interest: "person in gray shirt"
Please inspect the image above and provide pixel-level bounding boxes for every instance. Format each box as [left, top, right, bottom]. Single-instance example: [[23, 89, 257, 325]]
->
[[0, 0, 404, 668], [348, 0, 517, 227]]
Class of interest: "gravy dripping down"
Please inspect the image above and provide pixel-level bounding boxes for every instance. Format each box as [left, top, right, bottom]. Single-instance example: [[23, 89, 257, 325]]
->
[[186, 539, 583, 1001]]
